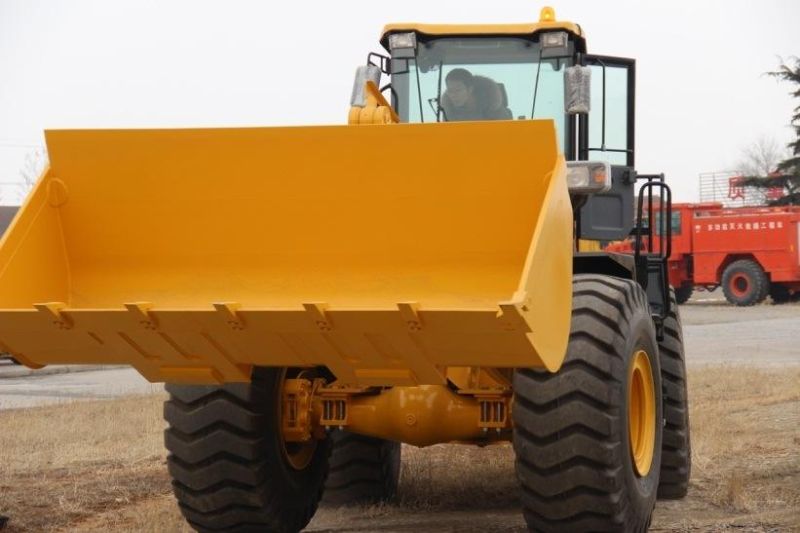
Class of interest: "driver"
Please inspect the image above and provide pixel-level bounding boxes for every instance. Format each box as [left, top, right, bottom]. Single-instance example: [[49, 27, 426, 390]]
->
[[441, 68, 512, 122]]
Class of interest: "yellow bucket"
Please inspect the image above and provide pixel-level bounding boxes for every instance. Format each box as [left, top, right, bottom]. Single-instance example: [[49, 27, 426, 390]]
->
[[0, 119, 572, 384]]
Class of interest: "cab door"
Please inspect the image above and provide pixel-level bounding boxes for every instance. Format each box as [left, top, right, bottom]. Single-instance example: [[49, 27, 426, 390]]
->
[[577, 55, 636, 241]]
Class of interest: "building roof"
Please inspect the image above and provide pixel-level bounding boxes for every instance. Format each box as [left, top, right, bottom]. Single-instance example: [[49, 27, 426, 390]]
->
[[0, 205, 19, 236]]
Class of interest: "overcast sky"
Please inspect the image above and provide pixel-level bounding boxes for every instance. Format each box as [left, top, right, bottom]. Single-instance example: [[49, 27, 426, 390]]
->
[[0, 0, 797, 203]]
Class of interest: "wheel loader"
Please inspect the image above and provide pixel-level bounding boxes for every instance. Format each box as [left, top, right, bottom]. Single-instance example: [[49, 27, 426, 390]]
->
[[0, 7, 691, 532]]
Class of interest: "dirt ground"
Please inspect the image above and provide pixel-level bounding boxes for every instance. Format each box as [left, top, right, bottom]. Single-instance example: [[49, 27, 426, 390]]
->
[[0, 364, 797, 532], [0, 300, 798, 532]]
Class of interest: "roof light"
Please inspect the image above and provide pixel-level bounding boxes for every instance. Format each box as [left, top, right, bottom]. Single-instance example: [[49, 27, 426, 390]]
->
[[540, 6, 556, 22], [566, 162, 612, 194], [541, 31, 567, 49], [388, 32, 417, 51]]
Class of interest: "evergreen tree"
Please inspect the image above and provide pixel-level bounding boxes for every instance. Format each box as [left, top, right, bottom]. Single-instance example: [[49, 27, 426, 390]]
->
[[740, 57, 800, 205]]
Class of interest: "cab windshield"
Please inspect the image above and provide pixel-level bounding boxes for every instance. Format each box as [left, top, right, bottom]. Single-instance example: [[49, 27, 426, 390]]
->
[[391, 37, 571, 148]]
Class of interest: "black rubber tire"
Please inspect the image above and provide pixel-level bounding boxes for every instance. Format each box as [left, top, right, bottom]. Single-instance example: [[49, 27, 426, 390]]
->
[[513, 274, 663, 533], [657, 289, 691, 499], [164, 368, 330, 533], [769, 283, 792, 304], [721, 259, 768, 306], [674, 284, 693, 305], [323, 431, 401, 505]]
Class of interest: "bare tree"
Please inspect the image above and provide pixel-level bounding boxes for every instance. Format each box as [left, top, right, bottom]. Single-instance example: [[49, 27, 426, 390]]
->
[[735, 135, 786, 177], [0, 148, 48, 205], [20, 147, 48, 194]]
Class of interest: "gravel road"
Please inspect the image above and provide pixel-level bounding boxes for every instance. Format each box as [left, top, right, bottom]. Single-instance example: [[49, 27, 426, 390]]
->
[[0, 364, 160, 409], [681, 300, 799, 366]]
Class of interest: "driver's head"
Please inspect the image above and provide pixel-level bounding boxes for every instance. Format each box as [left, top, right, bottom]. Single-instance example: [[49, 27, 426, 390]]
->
[[445, 68, 474, 107]]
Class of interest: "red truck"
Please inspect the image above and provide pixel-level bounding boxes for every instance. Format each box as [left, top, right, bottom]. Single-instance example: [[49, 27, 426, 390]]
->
[[607, 202, 800, 305]]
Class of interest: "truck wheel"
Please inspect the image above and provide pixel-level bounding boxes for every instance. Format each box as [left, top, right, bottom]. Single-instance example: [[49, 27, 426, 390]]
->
[[721, 259, 768, 306], [657, 289, 691, 499], [674, 284, 693, 304], [323, 431, 401, 505], [769, 283, 792, 304], [164, 368, 330, 533], [513, 274, 663, 532]]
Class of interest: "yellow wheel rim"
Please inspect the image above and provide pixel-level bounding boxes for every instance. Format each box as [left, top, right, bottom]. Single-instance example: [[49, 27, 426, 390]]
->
[[282, 434, 316, 471], [628, 350, 656, 477]]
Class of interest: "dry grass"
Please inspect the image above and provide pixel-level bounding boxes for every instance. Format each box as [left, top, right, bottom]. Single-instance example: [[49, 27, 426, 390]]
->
[[0, 395, 177, 532], [0, 365, 798, 532], [691, 366, 800, 509], [650, 365, 800, 532]]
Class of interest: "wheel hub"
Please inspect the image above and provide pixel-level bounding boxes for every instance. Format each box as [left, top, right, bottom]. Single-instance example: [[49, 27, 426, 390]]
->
[[730, 273, 750, 297], [279, 372, 320, 470]]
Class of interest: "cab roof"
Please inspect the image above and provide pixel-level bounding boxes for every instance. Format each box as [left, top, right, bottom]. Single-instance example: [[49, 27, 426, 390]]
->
[[380, 19, 586, 52]]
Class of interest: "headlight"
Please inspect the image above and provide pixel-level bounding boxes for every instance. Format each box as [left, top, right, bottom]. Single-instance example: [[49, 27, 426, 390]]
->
[[566, 161, 612, 193]]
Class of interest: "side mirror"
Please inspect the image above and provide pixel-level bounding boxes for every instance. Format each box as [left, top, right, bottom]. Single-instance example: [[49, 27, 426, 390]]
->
[[350, 65, 382, 107], [564, 65, 591, 114]]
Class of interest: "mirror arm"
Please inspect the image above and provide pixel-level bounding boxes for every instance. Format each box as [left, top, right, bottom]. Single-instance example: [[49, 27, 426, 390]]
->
[[367, 52, 391, 74]]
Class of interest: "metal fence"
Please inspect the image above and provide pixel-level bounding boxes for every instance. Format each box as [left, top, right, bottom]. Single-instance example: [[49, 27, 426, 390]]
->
[[698, 171, 768, 207]]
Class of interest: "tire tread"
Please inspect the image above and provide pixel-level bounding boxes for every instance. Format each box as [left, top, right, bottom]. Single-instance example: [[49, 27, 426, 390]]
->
[[656, 290, 692, 499], [322, 431, 401, 505]]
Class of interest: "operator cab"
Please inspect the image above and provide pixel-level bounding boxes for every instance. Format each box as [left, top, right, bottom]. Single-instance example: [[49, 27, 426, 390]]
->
[[380, 11, 584, 155]]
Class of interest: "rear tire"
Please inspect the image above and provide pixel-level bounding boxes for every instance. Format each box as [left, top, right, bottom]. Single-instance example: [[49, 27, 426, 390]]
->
[[323, 431, 401, 505], [769, 283, 792, 304], [674, 284, 693, 304], [657, 289, 691, 499], [164, 368, 330, 533], [513, 274, 663, 532], [721, 259, 768, 306]]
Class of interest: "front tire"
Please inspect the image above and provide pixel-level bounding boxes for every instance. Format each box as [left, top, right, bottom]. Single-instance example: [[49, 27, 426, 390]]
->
[[164, 368, 330, 533], [513, 274, 663, 532]]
